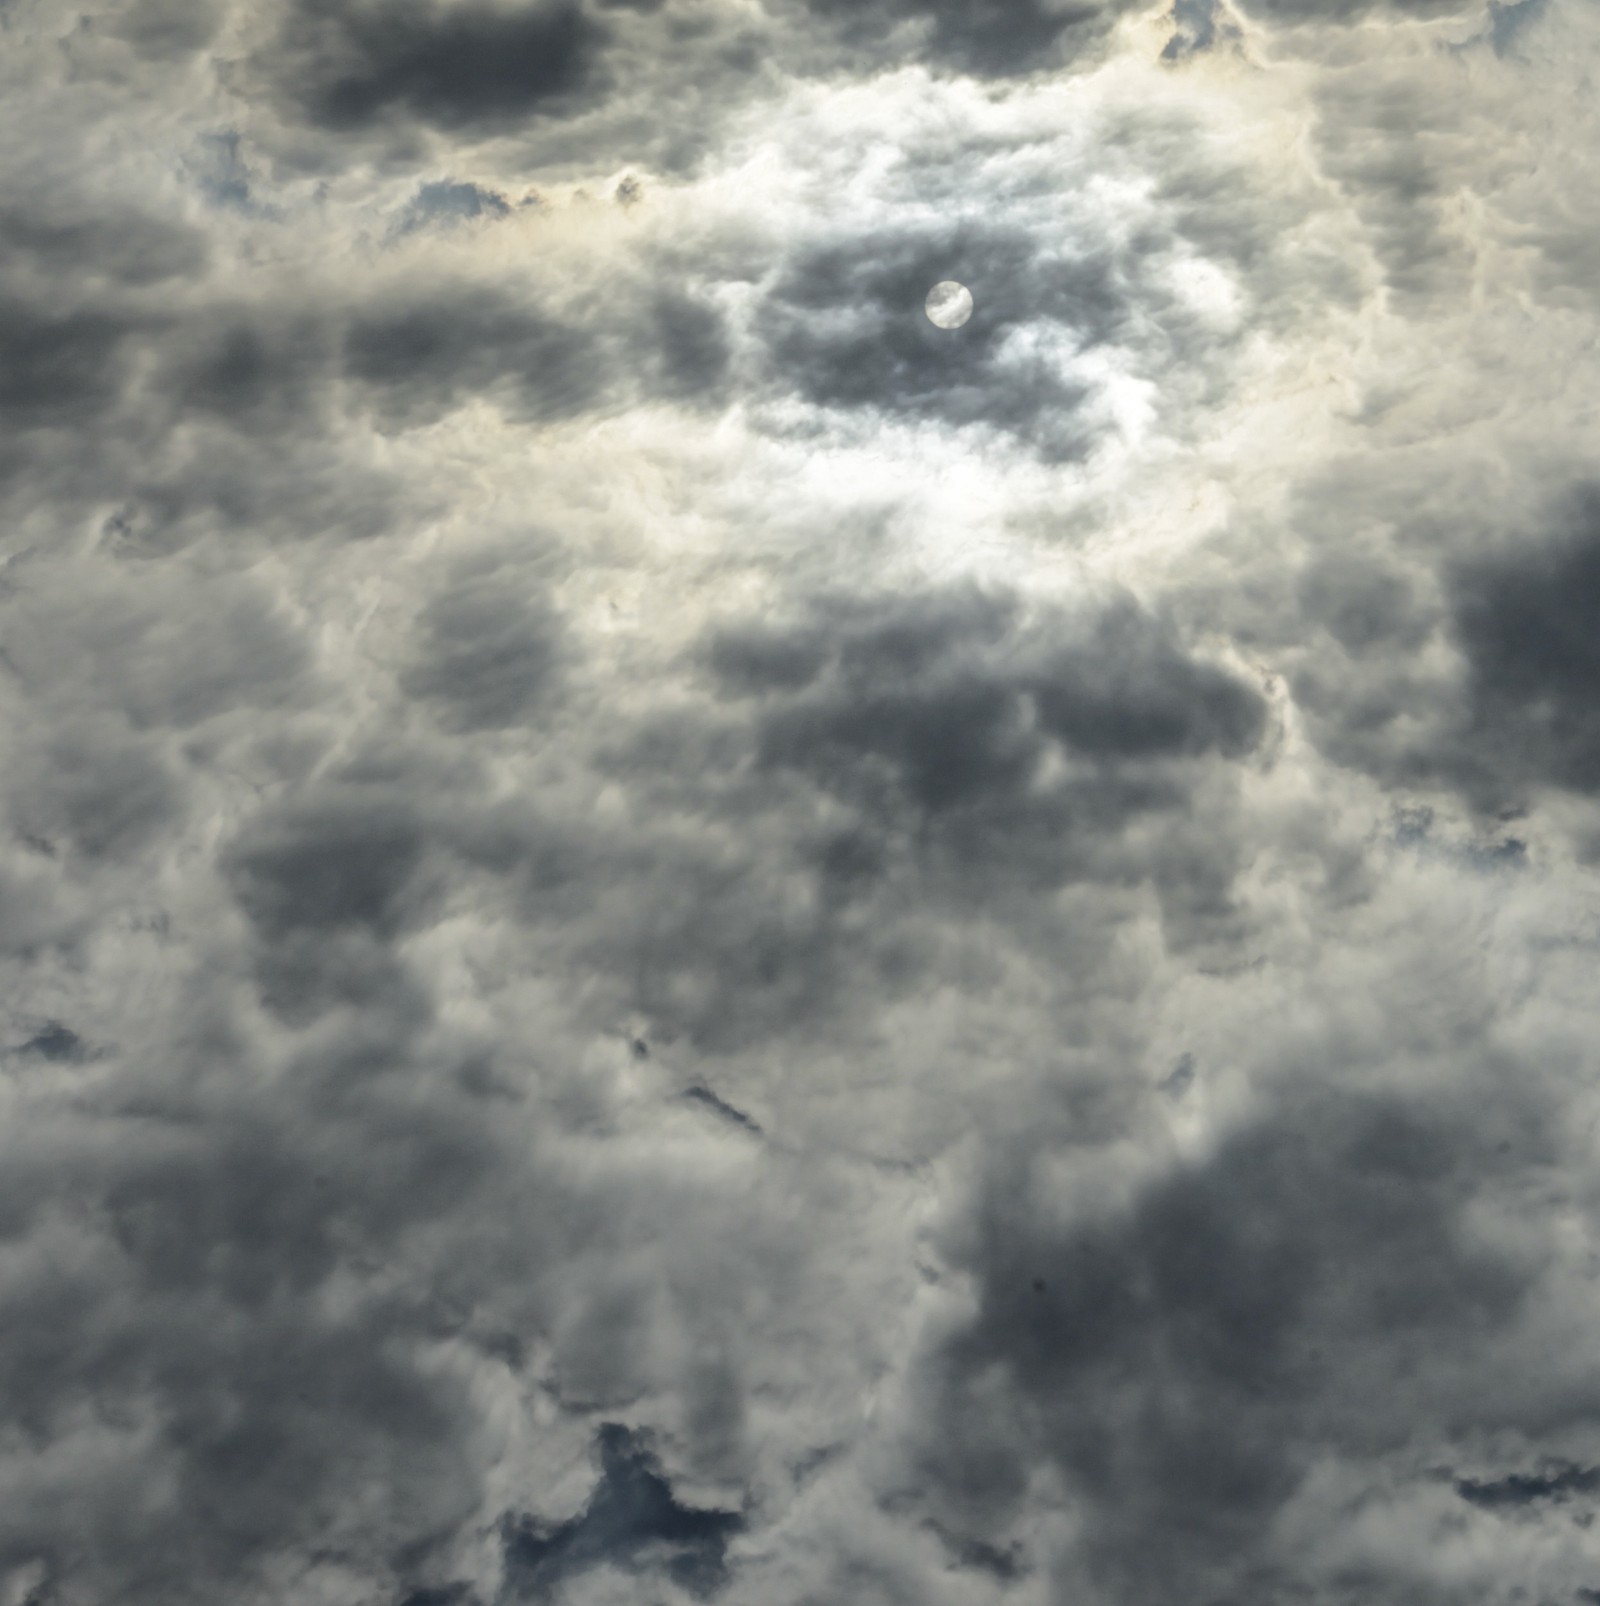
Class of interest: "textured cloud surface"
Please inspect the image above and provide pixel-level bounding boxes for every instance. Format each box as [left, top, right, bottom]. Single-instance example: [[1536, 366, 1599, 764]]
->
[[3, 1, 1600, 1603]]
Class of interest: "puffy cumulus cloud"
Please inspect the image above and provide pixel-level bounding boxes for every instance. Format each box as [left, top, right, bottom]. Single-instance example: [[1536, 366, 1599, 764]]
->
[[4, 0, 1600, 1604]]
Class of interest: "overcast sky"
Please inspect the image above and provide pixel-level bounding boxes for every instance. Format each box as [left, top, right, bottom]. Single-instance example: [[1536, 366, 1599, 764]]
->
[[3, 1, 1600, 1603]]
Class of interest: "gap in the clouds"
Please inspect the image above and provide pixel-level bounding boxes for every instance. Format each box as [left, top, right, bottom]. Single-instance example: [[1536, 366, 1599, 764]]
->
[[497, 1423, 744, 1601]]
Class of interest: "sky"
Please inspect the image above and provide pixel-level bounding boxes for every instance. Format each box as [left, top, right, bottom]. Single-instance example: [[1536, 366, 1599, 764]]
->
[[2, 0, 1600, 1603]]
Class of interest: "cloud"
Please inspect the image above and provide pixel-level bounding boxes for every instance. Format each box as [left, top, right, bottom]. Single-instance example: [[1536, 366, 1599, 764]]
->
[[912, 1079, 1546, 1604], [4, 0, 1600, 1603], [794, 0, 1143, 77], [1282, 480, 1600, 820], [105, 0, 224, 59], [399, 554, 565, 733], [262, 0, 611, 133], [1448, 487, 1600, 802], [721, 582, 1264, 828]]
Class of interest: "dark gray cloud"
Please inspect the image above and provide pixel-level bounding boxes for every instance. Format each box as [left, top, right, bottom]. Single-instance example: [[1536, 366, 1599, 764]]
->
[[1286, 481, 1600, 819], [227, 796, 431, 944], [0, 175, 728, 565], [592, 581, 1274, 1031], [681, 1085, 763, 1134], [914, 1081, 1552, 1605], [0, 200, 207, 290], [716, 582, 1263, 851], [262, 0, 610, 133], [345, 292, 608, 426], [796, 0, 1140, 77], [0, 1002, 515, 1604], [235, 0, 772, 178], [0, 297, 140, 435], [12, 1022, 84, 1062], [220, 764, 443, 1025], [1448, 489, 1600, 803], [399, 555, 565, 733]]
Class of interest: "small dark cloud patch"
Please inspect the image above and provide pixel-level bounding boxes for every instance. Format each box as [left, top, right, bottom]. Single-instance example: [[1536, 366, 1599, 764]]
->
[[0, 300, 137, 432], [642, 288, 731, 405], [502, 1423, 743, 1599], [1394, 804, 1434, 845], [161, 285, 624, 439], [1456, 1464, 1600, 1510], [16, 1022, 83, 1062], [682, 1086, 762, 1135], [268, 0, 610, 133], [1448, 492, 1600, 801]]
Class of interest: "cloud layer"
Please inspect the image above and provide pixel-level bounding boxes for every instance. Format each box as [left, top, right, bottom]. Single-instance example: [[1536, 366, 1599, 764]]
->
[[3, 1, 1600, 1604]]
